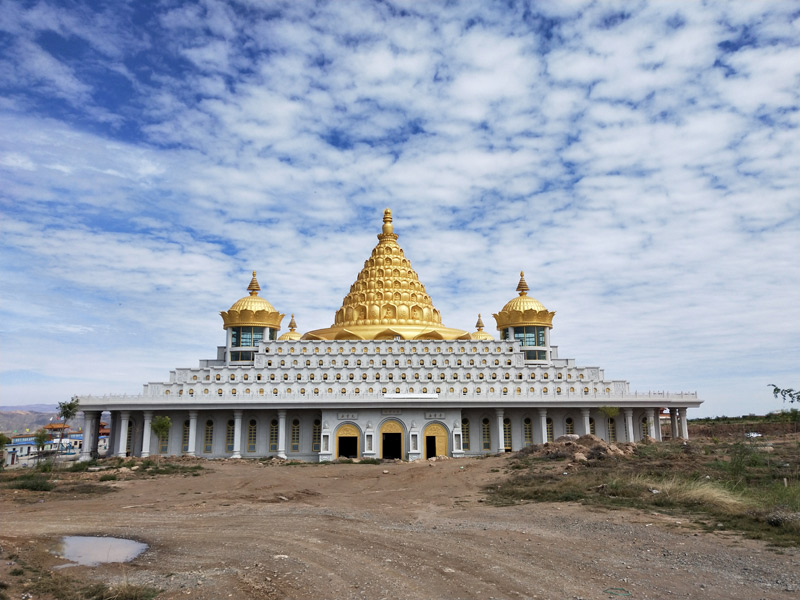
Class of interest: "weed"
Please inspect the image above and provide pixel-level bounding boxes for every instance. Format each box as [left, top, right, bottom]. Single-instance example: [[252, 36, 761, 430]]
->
[[9, 569, 23, 577], [67, 460, 97, 472], [99, 474, 117, 482], [6, 475, 54, 492]]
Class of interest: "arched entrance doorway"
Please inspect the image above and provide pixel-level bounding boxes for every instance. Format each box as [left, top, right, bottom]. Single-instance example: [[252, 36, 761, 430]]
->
[[336, 423, 360, 458], [380, 420, 404, 460], [423, 422, 448, 459]]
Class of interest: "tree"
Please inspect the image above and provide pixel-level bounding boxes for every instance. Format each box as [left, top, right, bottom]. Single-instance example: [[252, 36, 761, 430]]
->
[[769, 384, 799, 404], [150, 416, 172, 464], [33, 429, 50, 465], [55, 396, 80, 464]]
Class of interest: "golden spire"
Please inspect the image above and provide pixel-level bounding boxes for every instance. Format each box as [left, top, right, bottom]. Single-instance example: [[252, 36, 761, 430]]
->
[[221, 271, 285, 330], [247, 270, 261, 295], [493, 270, 554, 331], [516, 271, 529, 296], [278, 313, 302, 340], [303, 209, 469, 341], [471, 313, 494, 340]]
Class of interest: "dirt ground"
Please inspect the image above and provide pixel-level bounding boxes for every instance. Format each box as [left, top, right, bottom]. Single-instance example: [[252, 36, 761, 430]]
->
[[1, 454, 798, 600]]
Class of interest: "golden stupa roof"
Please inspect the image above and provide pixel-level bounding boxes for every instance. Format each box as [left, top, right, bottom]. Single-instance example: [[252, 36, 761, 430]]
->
[[493, 271, 555, 330], [220, 271, 285, 330], [278, 314, 302, 340], [471, 314, 494, 341], [303, 209, 470, 341]]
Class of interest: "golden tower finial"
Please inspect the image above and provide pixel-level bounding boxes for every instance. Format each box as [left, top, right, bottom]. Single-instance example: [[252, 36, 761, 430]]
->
[[247, 271, 261, 296], [288, 314, 297, 331], [382, 208, 393, 235], [516, 271, 529, 296], [377, 207, 398, 243], [475, 314, 485, 331]]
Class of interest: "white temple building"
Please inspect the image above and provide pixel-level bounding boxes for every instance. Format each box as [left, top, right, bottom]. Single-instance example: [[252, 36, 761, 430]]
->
[[77, 209, 700, 462]]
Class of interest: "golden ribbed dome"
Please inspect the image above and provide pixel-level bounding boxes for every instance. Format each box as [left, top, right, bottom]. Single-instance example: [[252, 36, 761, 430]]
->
[[493, 271, 555, 330], [304, 209, 470, 341], [471, 314, 494, 341], [221, 271, 285, 330], [278, 314, 302, 341]]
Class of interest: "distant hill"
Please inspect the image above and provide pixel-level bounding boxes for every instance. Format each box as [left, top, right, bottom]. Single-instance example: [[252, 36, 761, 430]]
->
[[0, 409, 64, 435], [1, 404, 58, 412]]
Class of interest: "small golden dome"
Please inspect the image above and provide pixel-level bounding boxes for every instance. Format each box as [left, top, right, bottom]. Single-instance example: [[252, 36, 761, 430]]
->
[[493, 271, 555, 330], [304, 209, 469, 341], [278, 314, 302, 341], [471, 314, 494, 341], [221, 271, 285, 330]]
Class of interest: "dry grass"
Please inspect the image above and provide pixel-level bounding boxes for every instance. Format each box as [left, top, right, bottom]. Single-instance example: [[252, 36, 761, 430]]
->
[[488, 434, 800, 546], [630, 475, 750, 514]]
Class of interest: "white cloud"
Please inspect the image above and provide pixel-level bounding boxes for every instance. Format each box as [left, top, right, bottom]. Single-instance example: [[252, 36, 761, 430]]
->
[[0, 0, 798, 418]]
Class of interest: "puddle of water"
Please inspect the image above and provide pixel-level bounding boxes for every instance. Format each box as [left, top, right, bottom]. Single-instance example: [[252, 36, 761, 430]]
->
[[53, 536, 147, 567]]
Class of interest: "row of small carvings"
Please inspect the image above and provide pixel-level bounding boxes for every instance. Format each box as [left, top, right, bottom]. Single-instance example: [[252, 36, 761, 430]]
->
[[134, 387, 697, 399]]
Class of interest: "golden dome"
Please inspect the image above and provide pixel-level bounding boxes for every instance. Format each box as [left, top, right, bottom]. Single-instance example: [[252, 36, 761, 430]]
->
[[278, 314, 302, 341], [493, 272, 555, 330], [304, 209, 470, 341], [471, 314, 494, 341], [221, 271, 285, 330]]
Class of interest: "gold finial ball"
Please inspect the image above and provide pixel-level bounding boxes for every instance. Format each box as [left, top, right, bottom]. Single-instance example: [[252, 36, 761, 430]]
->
[[382, 208, 393, 234], [253, 270, 257, 277]]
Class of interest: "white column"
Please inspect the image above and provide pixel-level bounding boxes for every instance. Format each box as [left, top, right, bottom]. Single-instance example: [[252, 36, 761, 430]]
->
[[581, 408, 591, 436], [495, 408, 505, 453], [624, 408, 634, 443], [670, 408, 679, 440], [78, 411, 94, 462], [116, 411, 130, 457], [649, 409, 659, 440], [538, 408, 548, 443], [231, 410, 243, 459], [141, 411, 153, 458], [277, 410, 287, 459], [186, 411, 198, 456], [679, 408, 689, 440]]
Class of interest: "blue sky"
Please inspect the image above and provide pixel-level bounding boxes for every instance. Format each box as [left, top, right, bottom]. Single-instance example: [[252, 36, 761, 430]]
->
[[0, 0, 798, 418]]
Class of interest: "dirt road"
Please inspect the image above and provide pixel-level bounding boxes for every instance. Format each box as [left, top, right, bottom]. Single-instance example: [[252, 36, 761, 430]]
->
[[1, 455, 798, 599]]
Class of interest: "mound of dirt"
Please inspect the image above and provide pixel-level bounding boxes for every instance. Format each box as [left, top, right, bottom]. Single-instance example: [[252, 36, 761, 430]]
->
[[516, 434, 636, 461]]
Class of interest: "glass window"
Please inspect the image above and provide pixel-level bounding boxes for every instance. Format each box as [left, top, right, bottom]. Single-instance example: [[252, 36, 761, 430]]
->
[[503, 418, 511, 450], [565, 417, 574, 435], [226, 420, 235, 452], [203, 420, 213, 453], [608, 418, 617, 442], [462, 418, 470, 450], [546, 417, 554, 442], [481, 418, 491, 450], [523, 417, 533, 446], [291, 419, 300, 452], [269, 419, 278, 452], [247, 419, 257, 452], [182, 420, 190, 453]]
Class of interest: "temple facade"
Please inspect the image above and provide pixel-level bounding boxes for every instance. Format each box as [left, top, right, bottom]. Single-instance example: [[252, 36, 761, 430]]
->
[[77, 210, 700, 462]]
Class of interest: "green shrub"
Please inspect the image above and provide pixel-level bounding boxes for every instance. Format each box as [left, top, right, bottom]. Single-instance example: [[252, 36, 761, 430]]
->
[[99, 473, 117, 482]]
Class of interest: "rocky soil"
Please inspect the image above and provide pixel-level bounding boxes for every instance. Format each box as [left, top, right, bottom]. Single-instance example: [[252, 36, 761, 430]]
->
[[1, 454, 798, 600]]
